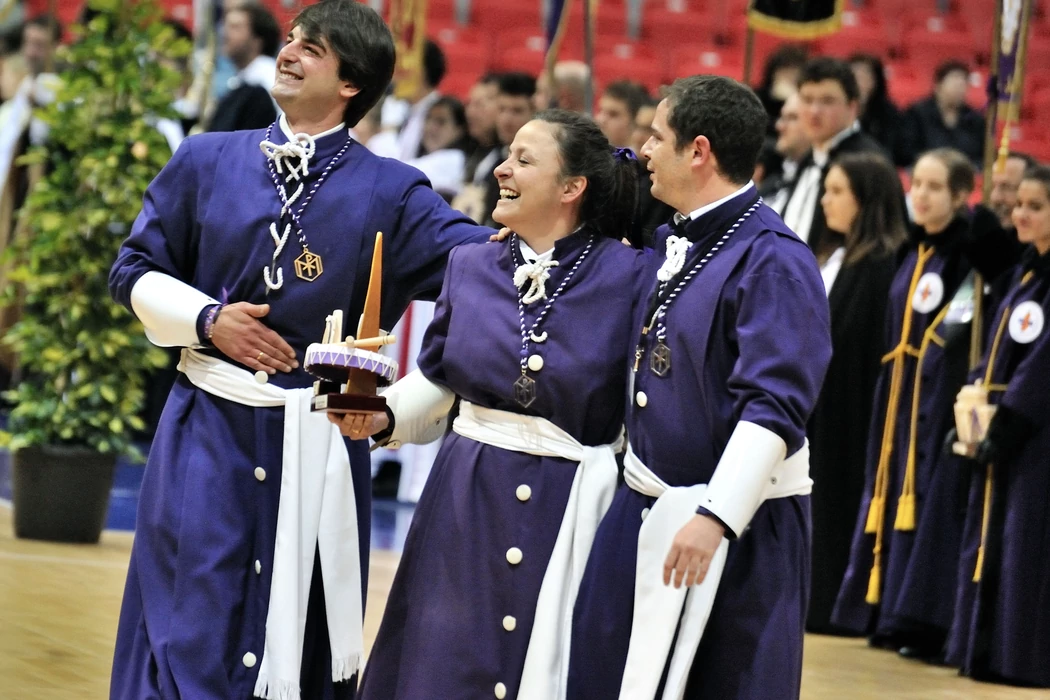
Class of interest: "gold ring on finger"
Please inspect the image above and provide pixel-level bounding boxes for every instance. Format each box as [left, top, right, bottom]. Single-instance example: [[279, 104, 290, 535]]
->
[[257, 350, 265, 361]]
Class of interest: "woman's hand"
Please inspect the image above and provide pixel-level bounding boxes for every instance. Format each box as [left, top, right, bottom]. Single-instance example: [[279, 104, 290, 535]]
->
[[489, 227, 512, 242]]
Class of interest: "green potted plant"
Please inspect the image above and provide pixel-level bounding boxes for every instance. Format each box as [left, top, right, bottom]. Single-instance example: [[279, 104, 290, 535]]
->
[[0, 0, 188, 543]]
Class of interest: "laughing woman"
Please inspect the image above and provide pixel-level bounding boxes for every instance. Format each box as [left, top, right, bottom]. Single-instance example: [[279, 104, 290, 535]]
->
[[340, 110, 647, 700]]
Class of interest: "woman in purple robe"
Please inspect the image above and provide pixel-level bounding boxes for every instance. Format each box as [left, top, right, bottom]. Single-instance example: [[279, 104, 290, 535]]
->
[[832, 148, 1014, 660], [337, 110, 648, 700], [946, 165, 1050, 688]]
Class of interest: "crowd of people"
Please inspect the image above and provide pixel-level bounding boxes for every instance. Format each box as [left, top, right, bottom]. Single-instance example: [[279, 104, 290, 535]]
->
[[1, 0, 1049, 698]]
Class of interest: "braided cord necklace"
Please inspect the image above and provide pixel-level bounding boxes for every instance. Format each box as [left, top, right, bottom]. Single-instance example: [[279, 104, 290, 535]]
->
[[636, 199, 762, 377], [511, 233, 596, 408]]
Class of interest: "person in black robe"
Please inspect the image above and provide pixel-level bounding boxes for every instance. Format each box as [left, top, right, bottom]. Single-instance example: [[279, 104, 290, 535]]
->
[[900, 61, 985, 168], [806, 151, 908, 634]]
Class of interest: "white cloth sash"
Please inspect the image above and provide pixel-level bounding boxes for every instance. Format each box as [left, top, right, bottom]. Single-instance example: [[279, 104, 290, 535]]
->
[[452, 402, 622, 700], [178, 349, 363, 700], [619, 441, 811, 700]]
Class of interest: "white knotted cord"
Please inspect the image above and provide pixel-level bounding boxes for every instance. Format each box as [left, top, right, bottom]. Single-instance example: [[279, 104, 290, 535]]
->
[[513, 259, 561, 305], [259, 133, 316, 290], [656, 234, 693, 282]]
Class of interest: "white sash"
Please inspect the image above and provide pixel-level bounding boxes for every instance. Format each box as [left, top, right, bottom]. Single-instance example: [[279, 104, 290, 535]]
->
[[178, 349, 363, 700], [619, 440, 811, 700], [452, 402, 622, 700]]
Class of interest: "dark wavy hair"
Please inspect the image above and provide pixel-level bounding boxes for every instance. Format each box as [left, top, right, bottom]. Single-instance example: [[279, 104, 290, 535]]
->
[[535, 109, 639, 241], [292, 0, 395, 128], [829, 152, 908, 265]]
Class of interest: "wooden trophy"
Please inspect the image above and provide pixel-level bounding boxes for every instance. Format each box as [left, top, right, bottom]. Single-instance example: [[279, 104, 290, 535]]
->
[[305, 232, 399, 414]]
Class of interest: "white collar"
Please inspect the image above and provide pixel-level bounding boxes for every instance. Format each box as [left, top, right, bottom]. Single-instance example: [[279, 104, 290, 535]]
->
[[518, 238, 556, 264], [278, 113, 348, 141], [812, 122, 860, 167], [673, 181, 755, 225]]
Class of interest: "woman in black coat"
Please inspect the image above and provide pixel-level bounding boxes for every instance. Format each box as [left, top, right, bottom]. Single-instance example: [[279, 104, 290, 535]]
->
[[806, 152, 909, 633]]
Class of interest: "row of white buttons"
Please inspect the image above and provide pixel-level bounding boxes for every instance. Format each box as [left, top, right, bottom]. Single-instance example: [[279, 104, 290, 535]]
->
[[494, 483, 533, 697]]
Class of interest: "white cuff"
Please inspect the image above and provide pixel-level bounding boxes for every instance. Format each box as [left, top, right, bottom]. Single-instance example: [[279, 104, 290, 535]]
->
[[380, 369, 456, 448], [129, 271, 218, 347], [698, 421, 787, 537]]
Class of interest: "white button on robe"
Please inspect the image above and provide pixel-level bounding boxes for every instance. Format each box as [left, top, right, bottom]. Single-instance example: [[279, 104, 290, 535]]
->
[[503, 615, 517, 631], [494, 682, 507, 699], [254, 370, 268, 384], [636, 391, 648, 408], [527, 354, 544, 372], [254, 467, 266, 482], [254, 560, 262, 575], [242, 652, 257, 668], [506, 547, 523, 565], [641, 507, 650, 521], [516, 484, 532, 502]]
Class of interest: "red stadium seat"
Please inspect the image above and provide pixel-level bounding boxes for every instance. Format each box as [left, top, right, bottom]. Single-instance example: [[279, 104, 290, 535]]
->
[[473, 2, 543, 34], [593, 52, 663, 91], [901, 28, 982, 67], [641, 8, 717, 44], [436, 39, 492, 77], [671, 46, 743, 81], [439, 72, 477, 100]]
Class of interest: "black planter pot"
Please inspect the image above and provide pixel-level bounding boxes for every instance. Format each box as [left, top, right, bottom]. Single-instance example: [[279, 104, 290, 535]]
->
[[11, 445, 116, 543]]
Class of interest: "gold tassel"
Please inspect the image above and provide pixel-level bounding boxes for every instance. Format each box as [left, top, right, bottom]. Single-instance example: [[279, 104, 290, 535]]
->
[[865, 497, 883, 534], [894, 493, 916, 531], [866, 562, 881, 604], [973, 546, 985, 583]]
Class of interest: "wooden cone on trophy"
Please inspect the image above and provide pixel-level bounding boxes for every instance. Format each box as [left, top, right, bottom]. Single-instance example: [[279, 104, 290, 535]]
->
[[304, 232, 399, 414]]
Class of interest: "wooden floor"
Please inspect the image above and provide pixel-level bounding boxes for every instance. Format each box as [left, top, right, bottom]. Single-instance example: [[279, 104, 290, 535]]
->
[[2, 506, 1047, 700]]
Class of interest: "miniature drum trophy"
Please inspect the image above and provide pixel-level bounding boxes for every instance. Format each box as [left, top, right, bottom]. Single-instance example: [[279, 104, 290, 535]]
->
[[951, 382, 998, 458], [305, 232, 399, 414]]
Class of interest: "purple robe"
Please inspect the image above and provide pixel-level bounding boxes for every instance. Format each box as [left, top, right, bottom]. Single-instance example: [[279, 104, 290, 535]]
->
[[107, 124, 489, 700], [832, 219, 974, 645], [946, 251, 1050, 687], [567, 190, 832, 700], [357, 232, 648, 700]]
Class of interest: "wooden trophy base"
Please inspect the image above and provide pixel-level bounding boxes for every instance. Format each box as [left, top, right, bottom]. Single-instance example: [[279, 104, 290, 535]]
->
[[311, 393, 388, 415]]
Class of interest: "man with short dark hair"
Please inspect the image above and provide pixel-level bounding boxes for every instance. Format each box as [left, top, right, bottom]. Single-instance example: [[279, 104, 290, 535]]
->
[[474, 71, 536, 227], [108, 2, 489, 697], [902, 60, 985, 166], [780, 57, 885, 251], [568, 74, 831, 700], [596, 80, 649, 149], [990, 151, 1037, 228], [207, 3, 281, 132], [763, 92, 811, 211]]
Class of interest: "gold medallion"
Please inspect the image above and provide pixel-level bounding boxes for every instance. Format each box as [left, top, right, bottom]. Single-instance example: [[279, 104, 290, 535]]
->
[[295, 249, 324, 281]]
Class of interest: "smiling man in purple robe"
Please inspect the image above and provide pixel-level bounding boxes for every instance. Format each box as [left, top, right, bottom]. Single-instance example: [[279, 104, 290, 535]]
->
[[567, 75, 832, 700], [106, 1, 489, 698]]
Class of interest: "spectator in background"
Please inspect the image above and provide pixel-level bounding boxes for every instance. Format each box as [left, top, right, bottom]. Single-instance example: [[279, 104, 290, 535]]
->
[[630, 96, 657, 155], [850, 53, 906, 166], [408, 96, 472, 200], [762, 92, 811, 212], [370, 39, 446, 161], [902, 60, 985, 167], [463, 72, 500, 186], [754, 44, 809, 137], [206, 3, 279, 132], [452, 71, 536, 227], [595, 79, 649, 150], [534, 60, 590, 113], [989, 151, 1038, 229], [780, 57, 885, 251]]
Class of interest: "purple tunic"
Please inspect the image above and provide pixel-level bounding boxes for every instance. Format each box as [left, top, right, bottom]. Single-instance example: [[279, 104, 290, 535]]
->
[[946, 251, 1050, 687], [832, 220, 974, 644], [107, 125, 489, 700], [567, 190, 832, 700], [357, 232, 648, 700]]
